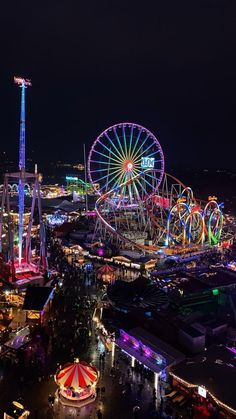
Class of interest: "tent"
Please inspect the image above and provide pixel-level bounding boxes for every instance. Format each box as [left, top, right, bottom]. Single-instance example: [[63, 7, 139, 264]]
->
[[97, 264, 116, 282]]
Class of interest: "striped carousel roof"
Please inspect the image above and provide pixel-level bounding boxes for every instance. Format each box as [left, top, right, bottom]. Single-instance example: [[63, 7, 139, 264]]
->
[[56, 360, 98, 389], [97, 264, 115, 273]]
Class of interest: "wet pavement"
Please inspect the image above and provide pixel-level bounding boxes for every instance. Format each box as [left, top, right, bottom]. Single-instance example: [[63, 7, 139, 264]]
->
[[0, 251, 184, 419]]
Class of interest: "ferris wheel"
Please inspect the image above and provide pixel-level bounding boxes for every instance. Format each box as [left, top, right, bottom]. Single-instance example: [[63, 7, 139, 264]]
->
[[88, 123, 165, 203]]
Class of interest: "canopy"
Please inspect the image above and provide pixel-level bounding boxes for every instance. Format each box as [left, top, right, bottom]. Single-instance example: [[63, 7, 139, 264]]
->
[[97, 264, 115, 274], [56, 360, 98, 389], [97, 264, 116, 282]]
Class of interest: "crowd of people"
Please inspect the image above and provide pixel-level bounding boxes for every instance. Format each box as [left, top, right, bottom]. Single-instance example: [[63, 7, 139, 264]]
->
[[0, 229, 222, 418]]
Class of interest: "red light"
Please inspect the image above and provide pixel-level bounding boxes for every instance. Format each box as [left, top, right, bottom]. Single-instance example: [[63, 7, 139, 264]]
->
[[124, 161, 133, 172], [14, 76, 32, 87]]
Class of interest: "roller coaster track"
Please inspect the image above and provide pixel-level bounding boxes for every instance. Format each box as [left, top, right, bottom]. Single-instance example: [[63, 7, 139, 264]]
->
[[95, 170, 193, 253], [95, 169, 161, 253], [95, 170, 226, 253]]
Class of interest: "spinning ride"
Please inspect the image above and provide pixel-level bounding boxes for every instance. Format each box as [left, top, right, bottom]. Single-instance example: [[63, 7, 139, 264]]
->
[[55, 359, 99, 407]]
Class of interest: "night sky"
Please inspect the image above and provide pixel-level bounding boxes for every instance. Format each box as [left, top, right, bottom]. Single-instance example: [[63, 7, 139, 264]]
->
[[0, 1, 236, 170]]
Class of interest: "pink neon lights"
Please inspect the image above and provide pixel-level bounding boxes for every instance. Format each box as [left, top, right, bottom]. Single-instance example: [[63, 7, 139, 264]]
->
[[14, 76, 32, 87]]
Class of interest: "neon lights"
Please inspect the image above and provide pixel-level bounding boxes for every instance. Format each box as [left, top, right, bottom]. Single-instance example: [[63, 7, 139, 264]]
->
[[125, 161, 133, 172], [88, 123, 165, 203], [14, 77, 32, 87], [46, 213, 67, 226], [66, 176, 79, 181], [198, 386, 207, 398], [141, 157, 155, 168], [15, 76, 31, 265], [170, 371, 236, 416]]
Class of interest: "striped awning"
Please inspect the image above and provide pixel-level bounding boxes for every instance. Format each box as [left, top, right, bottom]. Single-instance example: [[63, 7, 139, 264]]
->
[[56, 361, 98, 389]]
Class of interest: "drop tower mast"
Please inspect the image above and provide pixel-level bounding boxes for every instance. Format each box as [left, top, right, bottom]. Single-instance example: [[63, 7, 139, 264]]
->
[[0, 77, 46, 280]]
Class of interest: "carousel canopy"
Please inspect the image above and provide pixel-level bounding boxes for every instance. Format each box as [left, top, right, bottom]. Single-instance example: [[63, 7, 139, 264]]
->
[[97, 264, 115, 274], [56, 360, 98, 389]]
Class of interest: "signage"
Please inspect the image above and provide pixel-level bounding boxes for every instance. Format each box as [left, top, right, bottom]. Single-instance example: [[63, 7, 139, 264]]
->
[[198, 386, 207, 398], [208, 196, 217, 201], [141, 157, 155, 169]]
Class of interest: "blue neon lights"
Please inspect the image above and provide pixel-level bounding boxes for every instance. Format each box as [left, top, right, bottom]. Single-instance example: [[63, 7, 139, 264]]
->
[[141, 157, 155, 169]]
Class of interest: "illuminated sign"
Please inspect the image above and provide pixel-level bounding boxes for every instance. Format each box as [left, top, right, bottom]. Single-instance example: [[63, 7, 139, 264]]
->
[[66, 176, 78, 181], [141, 157, 155, 168], [198, 386, 207, 398], [208, 196, 217, 201]]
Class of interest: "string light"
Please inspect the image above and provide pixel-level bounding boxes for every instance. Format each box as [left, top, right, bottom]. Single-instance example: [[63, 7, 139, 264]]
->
[[170, 372, 236, 415]]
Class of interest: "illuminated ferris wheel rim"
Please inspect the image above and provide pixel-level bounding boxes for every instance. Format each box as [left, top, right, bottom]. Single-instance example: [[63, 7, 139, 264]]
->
[[88, 122, 165, 196]]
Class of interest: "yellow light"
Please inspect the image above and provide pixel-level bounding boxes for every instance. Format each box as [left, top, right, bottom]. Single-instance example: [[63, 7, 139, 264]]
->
[[170, 372, 236, 415]]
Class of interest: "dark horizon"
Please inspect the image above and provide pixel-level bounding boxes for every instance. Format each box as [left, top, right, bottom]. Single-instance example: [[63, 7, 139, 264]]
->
[[1, 2, 236, 170]]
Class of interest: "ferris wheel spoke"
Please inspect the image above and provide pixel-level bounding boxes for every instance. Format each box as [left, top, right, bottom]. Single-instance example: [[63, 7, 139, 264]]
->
[[131, 134, 150, 161], [140, 175, 158, 192], [89, 159, 121, 167], [132, 168, 151, 195], [145, 149, 162, 159], [94, 168, 122, 184], [132, 180, 142, 202], [97, 140, 123, 163], [104, 132, 125, 161], [130, 129, 142, 160], [136, 169, 160, 191], [133, 175, 149, 196], [122, 125, 128, 158], [133, 138, 158, 163], [145, 171, 162, 182], [128, 124, 134, 156], [91, 149, 123, 164], [90, 167, 118, 173], [128, 182, 134, 203], [113, 127, 127, 160], [120, 184, 127, 202], [99, 170, 125, 193], [110, 172, 126, 194]]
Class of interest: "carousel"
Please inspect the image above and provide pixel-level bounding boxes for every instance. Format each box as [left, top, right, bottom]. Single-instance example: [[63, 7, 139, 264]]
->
[[55, 358, 99, 407], [97, 264, 116, 283]]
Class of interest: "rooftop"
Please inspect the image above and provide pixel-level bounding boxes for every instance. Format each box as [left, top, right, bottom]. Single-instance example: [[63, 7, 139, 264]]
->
[[130, 327, 185, 362], [22, 286, 54, 311], [171, 345, 236, 414]]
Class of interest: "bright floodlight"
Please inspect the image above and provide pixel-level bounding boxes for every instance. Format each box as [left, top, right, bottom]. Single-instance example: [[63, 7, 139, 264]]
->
[[14, 76, 32, 87]]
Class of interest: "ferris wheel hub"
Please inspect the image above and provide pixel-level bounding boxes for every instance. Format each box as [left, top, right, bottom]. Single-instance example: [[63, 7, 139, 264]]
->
[[125, 161, 133, 172]]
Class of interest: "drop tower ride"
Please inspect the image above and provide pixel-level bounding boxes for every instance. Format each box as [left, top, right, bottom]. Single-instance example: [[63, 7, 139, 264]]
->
[[0, 77, 46, 280]]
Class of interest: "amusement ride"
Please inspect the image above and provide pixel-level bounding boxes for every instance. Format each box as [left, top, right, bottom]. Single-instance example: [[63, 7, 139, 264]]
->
[[0, 77, 46, 279], [88, 122, 226, 255]]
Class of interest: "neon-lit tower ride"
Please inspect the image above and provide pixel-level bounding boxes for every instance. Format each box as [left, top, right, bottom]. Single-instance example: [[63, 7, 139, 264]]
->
[[14, 76, 32, 265], [0, 77, 46, 280]]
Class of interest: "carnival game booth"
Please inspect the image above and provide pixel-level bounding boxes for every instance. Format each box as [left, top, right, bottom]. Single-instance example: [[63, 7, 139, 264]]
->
[[55, 359, 99, 407]]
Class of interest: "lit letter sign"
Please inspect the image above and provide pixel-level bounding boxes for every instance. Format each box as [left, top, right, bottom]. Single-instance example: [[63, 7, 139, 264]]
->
[[141, 157, 155, 168], [198, 386, 207, 398]]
